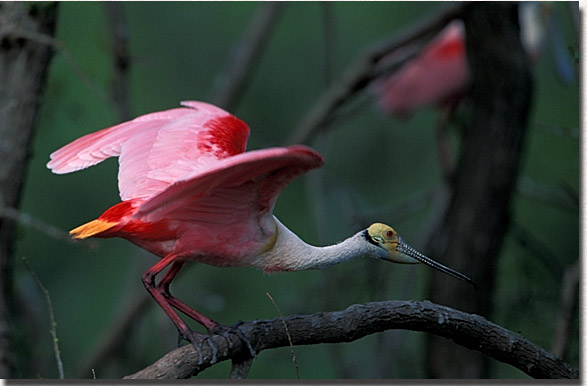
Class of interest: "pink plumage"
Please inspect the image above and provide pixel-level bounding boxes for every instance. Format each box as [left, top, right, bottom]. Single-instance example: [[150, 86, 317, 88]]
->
[[49, 100, 477, 361], [373, 20, 469, 116], [48, 101, 253, 200], [47, 101, 324, 360]]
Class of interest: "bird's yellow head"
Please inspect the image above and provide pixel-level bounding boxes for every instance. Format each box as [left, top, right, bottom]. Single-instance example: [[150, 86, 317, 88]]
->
[[364, 223, 477, 287], [365, 223, 419, 264]]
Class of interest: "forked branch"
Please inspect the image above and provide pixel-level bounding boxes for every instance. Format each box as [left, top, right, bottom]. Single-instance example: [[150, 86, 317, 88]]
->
[[124, 300, 578, 379]]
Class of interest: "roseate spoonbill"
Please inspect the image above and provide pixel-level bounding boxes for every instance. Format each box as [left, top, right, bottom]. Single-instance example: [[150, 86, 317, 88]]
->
[[373, 4, 574, 116], [48, 101, 476, 362], [373, 20, 469, 116]]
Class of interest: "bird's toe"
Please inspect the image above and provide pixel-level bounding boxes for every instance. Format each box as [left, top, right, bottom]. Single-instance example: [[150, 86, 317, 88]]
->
[[209, 322, 256, 358], [182, 329, 218, 364]]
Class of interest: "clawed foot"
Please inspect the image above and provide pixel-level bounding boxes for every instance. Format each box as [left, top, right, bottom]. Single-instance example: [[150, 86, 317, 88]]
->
[[211, 321, 256, 358], [181, 329, 218, 364], [180, 322, 256, 365]]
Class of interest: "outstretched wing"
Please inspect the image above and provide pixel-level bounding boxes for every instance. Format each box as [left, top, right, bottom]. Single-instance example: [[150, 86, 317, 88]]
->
[[47, 101, 250, 201], [137, 145, 324, 230]]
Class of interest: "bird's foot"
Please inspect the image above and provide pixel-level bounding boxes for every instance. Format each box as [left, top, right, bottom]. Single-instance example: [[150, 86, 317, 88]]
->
[[210, 321, 256, 358], [181, 329, 219, 365]]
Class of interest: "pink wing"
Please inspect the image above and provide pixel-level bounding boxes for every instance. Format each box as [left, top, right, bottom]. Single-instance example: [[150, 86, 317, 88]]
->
[[136, 145, 324, 260], [138, 145, 324, 223], [374, 20, 469, 115], [47, 101, 250, 200]]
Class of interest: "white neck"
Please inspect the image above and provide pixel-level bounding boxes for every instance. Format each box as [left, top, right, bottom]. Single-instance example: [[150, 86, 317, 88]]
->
[[253, 218, 379, 272]]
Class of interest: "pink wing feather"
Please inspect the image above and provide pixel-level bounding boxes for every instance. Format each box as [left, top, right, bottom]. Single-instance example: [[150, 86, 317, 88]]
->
[[137, 145, 324, 223], [135, 145, 324, 262], [47, 101, 250, 200], [48, 100, 325, 263]]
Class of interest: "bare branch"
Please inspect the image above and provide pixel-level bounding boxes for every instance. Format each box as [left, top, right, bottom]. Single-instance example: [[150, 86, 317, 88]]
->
[[518, 176, 578, 213], [509, 221, 565, 280], [552, 260, 579, 359], [0, 207, 88, 246], [124, 300, 578, 379], [104, 2, 133, 121], [0, 2, 58, 377], [287, 2, 469, 145], [22, 257, 64, 379], [210, 2, 285, 111], [0, 17, 108, 103]]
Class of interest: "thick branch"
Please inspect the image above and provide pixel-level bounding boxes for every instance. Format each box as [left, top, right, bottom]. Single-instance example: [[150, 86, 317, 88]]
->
[[104, 2, 132, 121], [424, 3, 534, 377], [125, 300, 577, 379], [0, 2, 58, 378]]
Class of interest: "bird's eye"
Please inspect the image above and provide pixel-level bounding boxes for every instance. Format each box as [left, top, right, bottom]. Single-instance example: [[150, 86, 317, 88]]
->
[[386, 230, 394, 238]]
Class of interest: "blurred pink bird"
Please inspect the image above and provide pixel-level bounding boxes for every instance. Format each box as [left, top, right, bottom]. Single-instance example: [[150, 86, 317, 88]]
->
[[374, 3, 572, 116], [374, 20, 469, 116], [48, 101, 475, 362]]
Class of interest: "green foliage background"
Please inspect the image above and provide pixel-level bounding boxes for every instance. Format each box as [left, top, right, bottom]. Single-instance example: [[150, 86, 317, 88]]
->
[[12, 2, 578, 379]]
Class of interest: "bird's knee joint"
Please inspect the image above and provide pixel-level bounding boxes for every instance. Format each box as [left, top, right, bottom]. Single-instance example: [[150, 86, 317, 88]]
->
[[142, 272, 156, 289]]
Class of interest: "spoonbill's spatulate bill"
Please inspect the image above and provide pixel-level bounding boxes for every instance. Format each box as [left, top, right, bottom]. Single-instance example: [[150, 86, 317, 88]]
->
[[48, 101, 476, 361]]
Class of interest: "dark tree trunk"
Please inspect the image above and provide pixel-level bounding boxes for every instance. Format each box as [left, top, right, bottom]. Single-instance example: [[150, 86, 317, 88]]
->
[[424, 3, 533, 378], [0, 2, 58, 378]]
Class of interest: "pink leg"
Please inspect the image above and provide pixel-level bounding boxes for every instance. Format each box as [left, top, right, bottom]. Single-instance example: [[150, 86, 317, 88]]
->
[[143, 253, 256, 359], [142, 253, 217, 362], [157, 260, 218, 331]]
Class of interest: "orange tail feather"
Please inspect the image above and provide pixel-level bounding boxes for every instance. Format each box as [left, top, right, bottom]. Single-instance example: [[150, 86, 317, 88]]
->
[[70, 219, 117, 239]]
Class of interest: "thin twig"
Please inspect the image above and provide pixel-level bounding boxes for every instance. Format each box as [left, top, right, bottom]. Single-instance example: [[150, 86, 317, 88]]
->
[[210, 2, 286, 111], [517, 176, 578, 213], [0, 207, 95, 248], [22, 257, 64, 379], [353, 187, 439, 228], [510, 221, 565, 280], [552, 260, 579, 359], [266, 292, 300, 379], [535, 122, 579, 140]]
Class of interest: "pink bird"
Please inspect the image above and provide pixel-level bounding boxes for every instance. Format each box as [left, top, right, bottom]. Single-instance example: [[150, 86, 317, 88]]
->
[[373, 20, 469, 116], [374, 5, 561, 116], [48, 101, 475, 362]]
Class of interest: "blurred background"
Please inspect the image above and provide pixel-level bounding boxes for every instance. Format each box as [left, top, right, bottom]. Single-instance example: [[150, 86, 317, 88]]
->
[[5, 1, 578, 379]]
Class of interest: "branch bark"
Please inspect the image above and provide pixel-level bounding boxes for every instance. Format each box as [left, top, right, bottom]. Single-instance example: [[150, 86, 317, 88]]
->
[[124, 300, 577, 379], [104, 2, 132, 121], [0, 2, 58, 378], [424, 3, 534, 378]]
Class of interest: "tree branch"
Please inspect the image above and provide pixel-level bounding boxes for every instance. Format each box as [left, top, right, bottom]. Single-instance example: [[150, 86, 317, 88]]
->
[[552, 260, 579, 359], [424, 3, 534, 377], [0, 2, 58, 377], [124, 300, 577, 379], [104, 2, 133, 121], [209, 2, 285, 111]]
